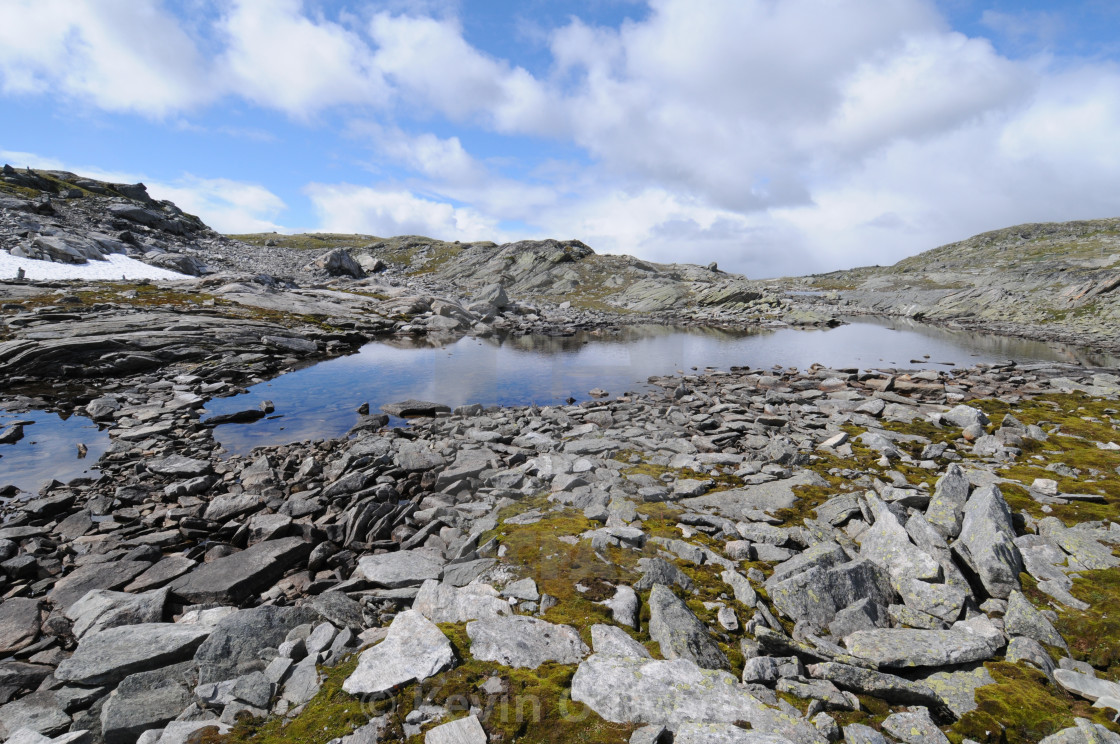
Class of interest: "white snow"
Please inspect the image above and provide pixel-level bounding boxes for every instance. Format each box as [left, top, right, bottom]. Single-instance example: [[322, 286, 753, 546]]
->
[[0, 251, 188, 281]]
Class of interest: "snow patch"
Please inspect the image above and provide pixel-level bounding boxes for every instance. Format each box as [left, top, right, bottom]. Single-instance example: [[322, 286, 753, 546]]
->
[[0, 251, 187, 281]]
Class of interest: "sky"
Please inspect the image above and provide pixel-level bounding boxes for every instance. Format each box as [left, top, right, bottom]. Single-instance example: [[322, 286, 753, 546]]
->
[[1, 0, 1119, 279]]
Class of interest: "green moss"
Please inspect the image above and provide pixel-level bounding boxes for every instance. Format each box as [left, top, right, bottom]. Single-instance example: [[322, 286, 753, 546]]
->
[[1055, 569, 1120, 675], [208, 653, 392, 744], [949, 662, 1119, 744], [228, 232, 378, 252]]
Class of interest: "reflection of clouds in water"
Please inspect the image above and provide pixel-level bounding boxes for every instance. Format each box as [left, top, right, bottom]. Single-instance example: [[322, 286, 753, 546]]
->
[[207, 321, 1120, 455], [0, 410, 108, 495]]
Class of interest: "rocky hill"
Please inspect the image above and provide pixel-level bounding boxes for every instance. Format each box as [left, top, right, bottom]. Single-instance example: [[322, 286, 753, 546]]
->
[[789, 219, 1120, 350]]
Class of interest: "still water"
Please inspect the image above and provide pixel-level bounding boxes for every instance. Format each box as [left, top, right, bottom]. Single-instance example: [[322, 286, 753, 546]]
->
[[204, 317, 1120, 455], [0, 408, 109, 496]]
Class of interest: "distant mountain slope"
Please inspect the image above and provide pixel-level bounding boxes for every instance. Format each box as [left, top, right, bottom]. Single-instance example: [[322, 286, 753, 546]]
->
[[793, 218, 1120, 346], [233, 232, 807, 318]]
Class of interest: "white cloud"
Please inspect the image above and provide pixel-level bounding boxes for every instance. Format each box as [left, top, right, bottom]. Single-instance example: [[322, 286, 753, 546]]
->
[[305, 183, 501, 242], [0, 0, 212, 116], [217, 0, 387, 117], [147, 176, 287, 234]]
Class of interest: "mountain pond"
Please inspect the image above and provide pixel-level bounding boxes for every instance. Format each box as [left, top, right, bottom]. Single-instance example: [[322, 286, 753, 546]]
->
[[3, 316, 1119, 493]]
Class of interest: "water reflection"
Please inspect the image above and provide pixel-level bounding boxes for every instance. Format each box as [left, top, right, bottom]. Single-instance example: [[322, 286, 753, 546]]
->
[[206, 319, 1120, 455], [0, 409, 108, 495]]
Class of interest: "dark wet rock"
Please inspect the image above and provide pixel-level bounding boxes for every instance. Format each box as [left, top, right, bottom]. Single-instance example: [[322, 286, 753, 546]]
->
[[382, 400, 451, 417], [169, 537, 309, 604]]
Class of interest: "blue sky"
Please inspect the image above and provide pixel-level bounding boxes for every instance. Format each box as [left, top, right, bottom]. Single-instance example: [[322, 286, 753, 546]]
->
[[2, 0, 1119, 278]]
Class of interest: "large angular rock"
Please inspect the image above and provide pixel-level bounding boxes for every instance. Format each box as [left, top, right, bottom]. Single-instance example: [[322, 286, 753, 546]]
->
[[807, 663, 951, 714], [925, 464, 971, 539], [954, 485, 1022, 599], [100, 661, 197, 744], [673, 722, 795, 744], [1005, 590, 1067, 649], [570, 655, 825, 744], [0, 598, 42, 655], [1054, 670, 1120, 703], [843, 625, 1003, 669], [194, 605, 322, 685], [48, 561, 151, 611], [0, 691, 70, 739], [356, 550, 444, 588], [306, 248, 364, 278], [1040, 719, 1120, 744], [54, 623, 210, 685], [881, 708, 949, 744], [466, 616, 589, 669], [65, 587, 168, 639], [425, 714, 487, 744], [897, 580, 966, 624], [768, 559, 893, 632], [343, 610, 455, 695], [169, 536, 310, 604], [146, 455, 211, 478], [858, 495, 940, 584], [647, 584, 729, 670], [413, 580, 511, 624], [942, 406, 989, 430]]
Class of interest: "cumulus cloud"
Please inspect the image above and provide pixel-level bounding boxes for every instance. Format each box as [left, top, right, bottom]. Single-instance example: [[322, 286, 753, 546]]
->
[[305, 183, 501, 242], [0, 0, 212, 116]]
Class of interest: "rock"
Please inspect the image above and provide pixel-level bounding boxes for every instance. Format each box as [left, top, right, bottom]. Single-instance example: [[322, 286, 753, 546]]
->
[[343, 610, 455, 695], [807, 663, 950, 715], [1006, 636, 1057, 674], [943, 405, 990, 430], [307, 592, 366, 632], [54, 623, 211, 685], [306, 248, 364, 278], [414, 581, 511, 624], [0, 691, 70, 739], [125, 557, 196, 593], [383, 400, 452, 418], [146, 455, 211, 479], [356, 550, 444, 588], [599, 585, 640, 629], [673, 722, 793, 743], [65, 588, 168, 639], [858, 494, 941, 584], [647, 584, 729, 670], [768, 559, 893, 633], [169, 536, 310, 604], [0, 598, 42, 655], [1005, 590, 1067, 649], [897, 580, 965, 624], [48, 561, 151, 611], [590, 624, 651, 659], [425, 714, 487, 744], [918, 664, 996, 718], [570, 654, 825, 744], [925, 464, 971, 539], [194, 605, 321, 685], [501, 578, 540, 601], [881, 708, 949, 744], [844, 623, 1003, 669], [1039, 719, 1120, 744], [1054, 670, 1120, 703], [99, 661, 196, 744], [475, 283, 509, 308], [954, 485, 1022, 599], [842, 724, 887, 744], [466, 616, 589, 669]]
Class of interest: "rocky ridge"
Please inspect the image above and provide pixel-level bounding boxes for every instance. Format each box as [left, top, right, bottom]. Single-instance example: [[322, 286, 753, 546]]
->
[[786, 219, 1120, 353]]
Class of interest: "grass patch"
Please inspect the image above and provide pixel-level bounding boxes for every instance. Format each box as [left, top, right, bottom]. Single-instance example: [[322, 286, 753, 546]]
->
[[949, 662, 1119, 744], [1055, 569, 1120, 675]]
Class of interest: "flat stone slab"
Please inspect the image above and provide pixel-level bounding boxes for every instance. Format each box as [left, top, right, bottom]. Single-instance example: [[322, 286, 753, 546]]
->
[[169, 537, 309, 604], [343, 610, 455, 696], [381, 400, 451, 417], [425, 714, 487, 744], [466, 616, 589, 669], [0, 598, 42, 655], [356, 550, 444, 588], [47, 561, 151, 611], [413, 580, 511, 624], [54, 623, 211, 685], [844, 627, 1001, 668]]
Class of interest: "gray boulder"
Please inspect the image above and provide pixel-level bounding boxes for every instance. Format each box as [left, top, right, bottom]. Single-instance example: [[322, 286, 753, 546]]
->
[[0, 598, 42, 655], [1040, 719, 1120, 744], [55, 624, 210, 685], [194, 605, 321, 685], [356, 550, 444, 588], [648, 584, 729, 670], [413, 580, 511, 624], [942, 405, 990, 430], [925, 464, 971, 539], [0, 691, 70, 739], [954, 485, 1022, 599], [305, 248, 364, 278], [881, 708, 949, 744], [590, 624, 651, 659], [858, 494, 940, 584], [343, 610, 455, 695], [65, 588, 168, 639], [100, 661, 196, 744], [48, 561, 151, 611], [425, 714, 487, 744], [843, 625, 1003, 669], [169, 536, 310, 604], [466, 616, 589, 669], [1005, 590, 1067, 649]]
